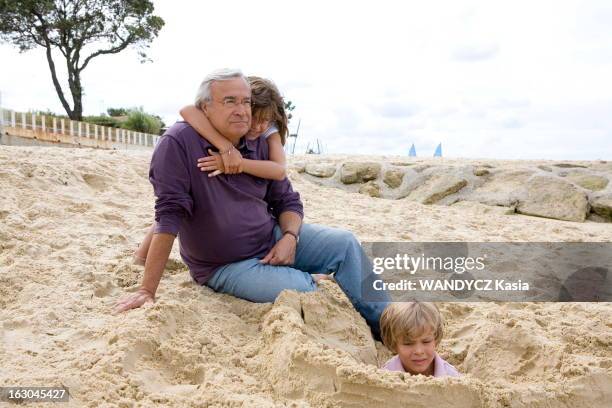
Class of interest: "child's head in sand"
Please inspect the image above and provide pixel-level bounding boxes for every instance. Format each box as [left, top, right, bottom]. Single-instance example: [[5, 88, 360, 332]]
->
[[381, 302, 443, 376]]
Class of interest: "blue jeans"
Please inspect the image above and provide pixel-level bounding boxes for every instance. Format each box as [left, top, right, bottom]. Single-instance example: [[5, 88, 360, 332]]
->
[[207, 223, 390, 340]]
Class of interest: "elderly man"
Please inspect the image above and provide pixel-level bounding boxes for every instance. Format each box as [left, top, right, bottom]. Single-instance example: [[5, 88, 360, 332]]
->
[[115, 69, 389, 339]]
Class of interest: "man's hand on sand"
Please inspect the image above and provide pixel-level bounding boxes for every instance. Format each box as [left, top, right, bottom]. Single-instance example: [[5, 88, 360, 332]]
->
[[260, 234, 297, 266], [113, 288, 154, 314]]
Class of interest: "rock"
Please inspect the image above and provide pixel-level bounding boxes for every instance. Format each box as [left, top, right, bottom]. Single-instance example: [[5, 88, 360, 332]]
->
[[467, 170, 532, 207], [590, 195, 612, 221], [587, 213, 609, 223], [566, 173, 609, 191], [358, 181, 381, 198], [413, 164, 431, 173], [305, 163, 336, 178], [553, 163, 588, 168], [537, 165, 553, 172], [407, 174, 468, 204], [383, 169, 405, 188], [590, 161, 612, 172], [451, 201, 516, 216], [516, 176, 589, 222], [340, 162, 381, 184], [391, 162, 413, 167], [291, 162, 306, 173], [473, 167, 490, 176]]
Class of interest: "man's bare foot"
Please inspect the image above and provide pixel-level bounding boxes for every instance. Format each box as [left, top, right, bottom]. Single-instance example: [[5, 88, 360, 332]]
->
[[312, 273, 334, 284]]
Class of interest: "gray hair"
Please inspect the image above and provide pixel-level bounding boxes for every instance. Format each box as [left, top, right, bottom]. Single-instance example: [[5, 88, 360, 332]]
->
[[194, 68, 248, 108]]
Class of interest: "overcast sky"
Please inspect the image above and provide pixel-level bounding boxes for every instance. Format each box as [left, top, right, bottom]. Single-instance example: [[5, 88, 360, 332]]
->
[[1, 0, 611, 159]]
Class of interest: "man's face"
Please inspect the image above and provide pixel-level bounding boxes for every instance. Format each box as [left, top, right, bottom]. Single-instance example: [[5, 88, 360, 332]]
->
[[202, 77, 252, 143]]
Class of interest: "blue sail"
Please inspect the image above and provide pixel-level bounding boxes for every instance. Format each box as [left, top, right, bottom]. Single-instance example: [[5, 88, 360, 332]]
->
[[408, 143, 417, 157], [433, 143, 442, 157]]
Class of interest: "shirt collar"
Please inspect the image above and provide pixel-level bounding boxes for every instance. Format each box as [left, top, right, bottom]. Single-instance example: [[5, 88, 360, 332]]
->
[[237, 136, 257, 153], [433, 353, 446, 377], [385, 354, 445, 377]]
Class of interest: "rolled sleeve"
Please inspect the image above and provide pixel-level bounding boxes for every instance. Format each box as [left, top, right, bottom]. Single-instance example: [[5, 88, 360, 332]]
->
[[149, 134, 193, 235], [265, 178, 304, 219], [154, 213, 184, 235]]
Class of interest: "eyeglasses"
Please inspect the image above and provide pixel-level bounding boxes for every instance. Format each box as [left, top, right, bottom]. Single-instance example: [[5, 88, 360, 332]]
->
[[215, 97, 252, 109]]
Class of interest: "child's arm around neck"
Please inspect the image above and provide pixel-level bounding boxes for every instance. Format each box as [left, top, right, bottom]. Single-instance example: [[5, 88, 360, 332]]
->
[[180, 105, 234, 151], [180, 105, 243, 174], [240, 132, 287, 180]]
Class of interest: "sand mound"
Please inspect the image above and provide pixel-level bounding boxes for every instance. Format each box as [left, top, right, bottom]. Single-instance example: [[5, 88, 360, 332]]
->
[[1, 146, 611, 407]]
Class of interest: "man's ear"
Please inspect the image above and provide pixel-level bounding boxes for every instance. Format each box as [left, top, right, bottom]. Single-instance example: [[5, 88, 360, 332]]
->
[[200, 102, 209, 116]]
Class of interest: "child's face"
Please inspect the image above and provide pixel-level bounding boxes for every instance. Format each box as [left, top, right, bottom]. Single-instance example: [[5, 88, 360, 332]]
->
[[246, 118, 272, 138], [396, 327, 437, 376]]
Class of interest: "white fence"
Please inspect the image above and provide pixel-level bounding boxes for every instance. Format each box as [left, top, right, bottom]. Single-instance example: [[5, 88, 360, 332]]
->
[[0, 107, 160, 149]]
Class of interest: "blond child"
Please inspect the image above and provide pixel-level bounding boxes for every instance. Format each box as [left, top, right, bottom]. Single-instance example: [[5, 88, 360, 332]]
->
[[380, 302, 459, 377]]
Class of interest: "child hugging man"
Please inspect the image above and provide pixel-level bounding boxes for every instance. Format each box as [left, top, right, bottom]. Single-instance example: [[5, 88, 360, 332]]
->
[[380, 302, 460, 377]]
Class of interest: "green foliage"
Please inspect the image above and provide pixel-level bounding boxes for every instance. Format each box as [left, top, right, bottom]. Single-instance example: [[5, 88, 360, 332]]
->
[[151, 114, 166, 129], [121, 108, 162, 134], [0, 0, 165, 120], [30, 109, 65, 127], [106, 107, 129, 117], [284, 100, 296, 121], [34, 109, 65, 118], [9, 108, 161, 133], [83, 115, 120, 128], [0, 0, 164, 57], [11, 109, 70, 129]]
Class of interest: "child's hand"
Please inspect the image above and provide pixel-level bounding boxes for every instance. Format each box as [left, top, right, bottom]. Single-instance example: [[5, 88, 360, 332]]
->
[[221, 145, 243, 174], [197, 149, 226, 177]]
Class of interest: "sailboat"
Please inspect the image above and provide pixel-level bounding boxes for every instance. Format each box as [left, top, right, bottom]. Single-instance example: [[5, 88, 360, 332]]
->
[[408, 143, 417, 157], [433, 143, 442, 157]]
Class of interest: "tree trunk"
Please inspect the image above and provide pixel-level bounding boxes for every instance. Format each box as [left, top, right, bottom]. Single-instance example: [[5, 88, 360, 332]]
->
[[71, 70, 84, 121], [43, 41, 76, 119], [66, 59, 83, 121]]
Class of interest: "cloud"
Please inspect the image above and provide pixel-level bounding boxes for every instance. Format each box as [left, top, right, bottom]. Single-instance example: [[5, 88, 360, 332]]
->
[[331, 107, 362, 131], [2, 1, 611, 160], [490, 98, 531, 109], [280, 79, 313, 90], [370, 100, 420, 119], [500, 117, 524, 129], [452, 44, 499, 61]]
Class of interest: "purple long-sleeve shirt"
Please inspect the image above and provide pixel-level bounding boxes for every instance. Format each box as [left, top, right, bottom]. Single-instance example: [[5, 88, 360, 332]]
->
[[149, 122, 303, 284]]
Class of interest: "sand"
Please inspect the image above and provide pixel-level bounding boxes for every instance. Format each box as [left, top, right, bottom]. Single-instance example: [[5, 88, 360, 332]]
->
[[0, 145, 611, 407]]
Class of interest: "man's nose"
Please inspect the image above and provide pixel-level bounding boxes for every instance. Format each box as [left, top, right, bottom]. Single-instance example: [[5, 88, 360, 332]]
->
[[234, 103, 249, 116]]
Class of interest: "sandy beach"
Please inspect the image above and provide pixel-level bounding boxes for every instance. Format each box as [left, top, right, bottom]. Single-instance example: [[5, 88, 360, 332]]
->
[[1, 145, 611, 407]]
